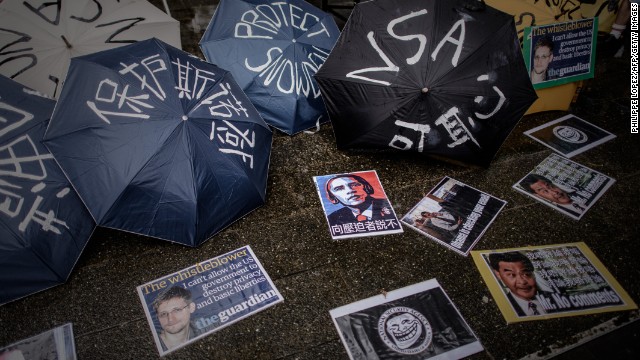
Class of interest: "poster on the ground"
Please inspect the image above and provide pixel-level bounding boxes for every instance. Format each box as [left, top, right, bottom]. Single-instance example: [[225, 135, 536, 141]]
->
[[524, 18, 597, 90], [524, 114, 616, 157], [136, 245, 283, 356], [471, 243, 637, 323], [330, 279, 483, 360], [513, 153, 615, 220], [401, 177, 506, 256], [0, 323, 76, 360], [313, 170, 403, 240]]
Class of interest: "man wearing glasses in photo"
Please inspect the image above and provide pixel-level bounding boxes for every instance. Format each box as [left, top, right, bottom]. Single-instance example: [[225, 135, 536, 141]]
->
[[530, 36, 555, 84], [153, 286, 201, 352]]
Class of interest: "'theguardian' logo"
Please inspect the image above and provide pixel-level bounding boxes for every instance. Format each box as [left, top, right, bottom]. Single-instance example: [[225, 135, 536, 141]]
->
[[377, 306, 432, 355]]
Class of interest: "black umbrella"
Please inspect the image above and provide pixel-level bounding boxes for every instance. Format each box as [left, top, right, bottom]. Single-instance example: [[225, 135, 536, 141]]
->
[[315, 0, 537, 166]]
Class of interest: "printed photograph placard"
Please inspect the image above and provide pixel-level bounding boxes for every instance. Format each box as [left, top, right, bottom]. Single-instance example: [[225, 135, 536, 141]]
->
[[524, 114, 616, 157], [330, 279, 483, 360], [136, 245, 283, 356], [524, 18, 597, 90], [313, 170, 403, 240], [471, 243, 637, 323], [401, 177, 506, 256], [513, 153, 615, 220], [0, 323, 76, 360]]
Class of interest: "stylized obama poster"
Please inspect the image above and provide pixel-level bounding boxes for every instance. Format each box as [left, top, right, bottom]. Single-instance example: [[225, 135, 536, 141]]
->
[[330, 279, 483, 359], [137, 245, 283, 356], [313, 170, 403, 240]]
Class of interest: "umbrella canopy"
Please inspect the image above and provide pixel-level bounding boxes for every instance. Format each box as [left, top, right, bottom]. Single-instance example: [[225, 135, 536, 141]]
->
[[485, 0, 582, 42], [199, 0, 340, 135], [0, 0, 181, 98], [43, 38, 272, 247], [315, 0, 537, 166], [0, 75, 95, 305]]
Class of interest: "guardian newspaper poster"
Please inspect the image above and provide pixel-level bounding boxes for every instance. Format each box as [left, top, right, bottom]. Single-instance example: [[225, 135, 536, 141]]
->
[[513, 153, 615, 220], [471, 243, 637, 324], [524, 114, 616, 158], [314, 170, 403, 240], [401, 177, 506, 256], [136, 246, 283, 356], [330, 279, 483, 360], [524, 18, 597, 90], [0, 323, 76, 360]]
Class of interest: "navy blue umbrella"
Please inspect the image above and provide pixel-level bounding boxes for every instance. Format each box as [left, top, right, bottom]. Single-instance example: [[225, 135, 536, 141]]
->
[[0, 75, 95, 305], [43, 38, 272, 247], [199, 0, 340, 135]]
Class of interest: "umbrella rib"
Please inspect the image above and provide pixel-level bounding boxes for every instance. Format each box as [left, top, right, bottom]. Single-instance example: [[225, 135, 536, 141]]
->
[[101, 122, 190, 231]]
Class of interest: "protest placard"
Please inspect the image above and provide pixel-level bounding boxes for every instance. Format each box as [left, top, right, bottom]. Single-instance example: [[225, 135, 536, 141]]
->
[[471, 243, 637, 323], [524, 114, 616, 157], [137, 245, 283, 356], [313, 170, 403, 240], [513, 153, 615, 220], [401, 177, 506, 256], [524, 18, 597, 89], [330, 279, 483, 359], [0, 323, 76, 360]]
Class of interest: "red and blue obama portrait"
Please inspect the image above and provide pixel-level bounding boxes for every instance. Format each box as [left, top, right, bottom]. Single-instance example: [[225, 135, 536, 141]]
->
[[314, 170, 402, 240]]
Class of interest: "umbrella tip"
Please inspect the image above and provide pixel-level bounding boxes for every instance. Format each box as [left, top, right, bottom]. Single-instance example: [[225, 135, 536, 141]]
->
[[182, 115, 188, 121], [421, 87, 429, 94]]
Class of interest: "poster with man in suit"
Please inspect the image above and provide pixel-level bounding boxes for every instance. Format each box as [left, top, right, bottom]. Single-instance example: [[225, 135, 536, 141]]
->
[[314, 170, 402, 240]]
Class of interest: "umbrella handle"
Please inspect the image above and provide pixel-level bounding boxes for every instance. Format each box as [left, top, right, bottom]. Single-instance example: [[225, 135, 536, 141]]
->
[[61, 35, 72, 49]]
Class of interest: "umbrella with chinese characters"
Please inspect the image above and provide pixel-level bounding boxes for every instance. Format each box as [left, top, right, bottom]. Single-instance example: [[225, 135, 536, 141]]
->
[[314, 0, 537, 166], [0, 0, 181, 98], [43, 38, 272, 247], [0, 75, 96, 305], [199, 0, 340, 135]]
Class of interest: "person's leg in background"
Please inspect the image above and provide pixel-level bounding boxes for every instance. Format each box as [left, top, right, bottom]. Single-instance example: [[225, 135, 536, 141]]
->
[[600, 0, 631, 58]]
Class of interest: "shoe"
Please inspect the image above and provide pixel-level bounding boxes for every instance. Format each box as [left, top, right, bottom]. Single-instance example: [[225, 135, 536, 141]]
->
[[598, 34, 624, 58]]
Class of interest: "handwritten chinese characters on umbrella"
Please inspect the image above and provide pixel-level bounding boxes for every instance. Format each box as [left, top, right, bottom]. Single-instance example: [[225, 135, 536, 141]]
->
[[85, 54, 257, 170], [0, 103, 69, 234], [346, 9, 508, 152]]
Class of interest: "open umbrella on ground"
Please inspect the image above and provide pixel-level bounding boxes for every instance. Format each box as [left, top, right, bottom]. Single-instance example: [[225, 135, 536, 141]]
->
[[199, 0, 340, 135], [0, 75, 95, 305], [0, 0, 181, 98], [315, 0, 537, 166], [43, 38, 272, 247]]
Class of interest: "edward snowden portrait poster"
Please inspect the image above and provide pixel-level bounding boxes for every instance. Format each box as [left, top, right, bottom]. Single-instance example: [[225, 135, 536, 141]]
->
[[136, 245, 283, 356]]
